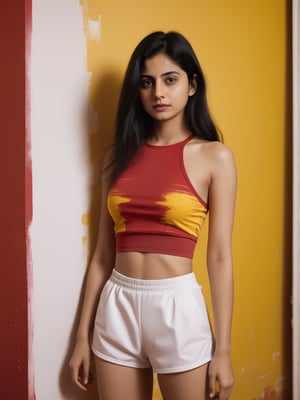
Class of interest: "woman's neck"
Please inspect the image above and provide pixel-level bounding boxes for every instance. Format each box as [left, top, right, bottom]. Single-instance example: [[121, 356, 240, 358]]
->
[[150, 120, 191, 145]]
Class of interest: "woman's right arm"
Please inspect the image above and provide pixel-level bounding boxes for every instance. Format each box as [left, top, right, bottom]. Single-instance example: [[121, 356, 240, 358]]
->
[[69, 152, 116, 391]]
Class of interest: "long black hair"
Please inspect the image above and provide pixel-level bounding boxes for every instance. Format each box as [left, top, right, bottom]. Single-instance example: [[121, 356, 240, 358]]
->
[[109, 31, 222, 184]]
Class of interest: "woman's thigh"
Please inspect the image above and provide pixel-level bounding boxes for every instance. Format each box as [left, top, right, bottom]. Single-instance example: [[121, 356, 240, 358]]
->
[[158, 363, 209, 400], [94, 356, 153, 400]]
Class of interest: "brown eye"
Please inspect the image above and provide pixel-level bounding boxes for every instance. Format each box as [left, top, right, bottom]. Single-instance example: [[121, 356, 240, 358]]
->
[[166, 77, 177, 85], [140, 78, 153, 88]]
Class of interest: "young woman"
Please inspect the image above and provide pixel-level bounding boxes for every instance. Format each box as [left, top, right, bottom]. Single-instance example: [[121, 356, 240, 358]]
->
[[69, 31, 236, 400]]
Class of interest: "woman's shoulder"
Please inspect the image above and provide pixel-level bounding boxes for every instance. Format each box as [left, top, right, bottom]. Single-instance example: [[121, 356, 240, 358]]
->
[[190, 137, 235, 165]]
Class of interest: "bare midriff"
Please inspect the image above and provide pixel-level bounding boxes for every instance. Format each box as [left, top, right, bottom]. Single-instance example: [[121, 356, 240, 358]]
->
[[115, 252, 193, 279]]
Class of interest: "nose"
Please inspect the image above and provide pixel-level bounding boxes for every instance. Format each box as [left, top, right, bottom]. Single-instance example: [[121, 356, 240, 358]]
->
[[154, 80, 165, 100]]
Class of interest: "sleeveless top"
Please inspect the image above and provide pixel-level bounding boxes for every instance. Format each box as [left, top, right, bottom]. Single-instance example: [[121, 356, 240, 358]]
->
[[107, 135, 208, 258]]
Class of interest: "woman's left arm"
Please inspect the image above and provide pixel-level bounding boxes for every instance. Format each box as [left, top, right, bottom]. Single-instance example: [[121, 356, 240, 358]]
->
[[206, 143, 237, 400]]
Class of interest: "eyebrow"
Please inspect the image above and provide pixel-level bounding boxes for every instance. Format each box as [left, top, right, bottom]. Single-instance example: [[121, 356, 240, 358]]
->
[[140, 71, 180, 78]]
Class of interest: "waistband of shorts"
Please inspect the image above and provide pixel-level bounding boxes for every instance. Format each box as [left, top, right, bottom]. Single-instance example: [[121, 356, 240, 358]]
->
[[109, 269, 198, 291]]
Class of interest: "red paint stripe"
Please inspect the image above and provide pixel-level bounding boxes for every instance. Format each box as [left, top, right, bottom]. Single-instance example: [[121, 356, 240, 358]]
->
[[25, 0, 32, 223], [0, 2, 29, 398], [25, 1, 35, 399]]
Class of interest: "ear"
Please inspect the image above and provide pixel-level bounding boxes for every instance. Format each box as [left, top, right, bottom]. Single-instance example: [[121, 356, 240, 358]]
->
[[189, 74, 198, 96]]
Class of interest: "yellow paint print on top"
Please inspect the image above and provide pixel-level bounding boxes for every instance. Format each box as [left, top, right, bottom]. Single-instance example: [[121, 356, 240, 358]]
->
[[156, 192, 207, 237], [108, 195, 130, 233]]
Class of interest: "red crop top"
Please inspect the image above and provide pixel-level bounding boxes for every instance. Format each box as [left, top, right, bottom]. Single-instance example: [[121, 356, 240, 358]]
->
[[107, 135, 208, 258]]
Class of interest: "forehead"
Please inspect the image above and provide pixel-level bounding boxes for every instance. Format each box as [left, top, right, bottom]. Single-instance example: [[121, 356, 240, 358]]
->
[[142, 53, 183, 75]]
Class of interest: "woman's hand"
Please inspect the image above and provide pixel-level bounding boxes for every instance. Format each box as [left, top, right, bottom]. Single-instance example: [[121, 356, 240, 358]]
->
[[208, 352, 234, 400], [69, 337, 91, 391]]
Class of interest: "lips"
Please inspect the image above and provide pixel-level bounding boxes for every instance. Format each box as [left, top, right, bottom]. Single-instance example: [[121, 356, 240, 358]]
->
[[153, 104, 170, 110]]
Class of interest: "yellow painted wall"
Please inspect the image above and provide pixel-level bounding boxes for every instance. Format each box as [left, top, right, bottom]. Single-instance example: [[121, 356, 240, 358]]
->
[[80, 1, 292, 398]]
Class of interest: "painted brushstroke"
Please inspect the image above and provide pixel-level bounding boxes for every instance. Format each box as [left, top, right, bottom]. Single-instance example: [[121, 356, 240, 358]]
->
[[80, 0, 102, 71], [79, 0, 103, 166], [81, 212, 89, 255], [79, 0, 104, 265], [25, 0, 36, 399]]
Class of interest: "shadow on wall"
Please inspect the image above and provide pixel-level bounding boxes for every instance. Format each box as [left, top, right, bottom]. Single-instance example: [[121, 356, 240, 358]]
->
[[58, 68, 122, 399]]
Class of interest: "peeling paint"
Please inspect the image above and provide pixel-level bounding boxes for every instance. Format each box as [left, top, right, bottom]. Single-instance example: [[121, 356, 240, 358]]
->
[[79, 0, 105, 263], [87, 16, 101, 42], [235, 361, 284, 400], [81, 214, 89, 258], [259, 367, 269, 381], [259, 386, 280, 400], [272, 351, 281, 361], [80, 0, 102, 71], [251, 377, 283, 400], [82, 212, 89, 226], [274, 376, 284, 394]]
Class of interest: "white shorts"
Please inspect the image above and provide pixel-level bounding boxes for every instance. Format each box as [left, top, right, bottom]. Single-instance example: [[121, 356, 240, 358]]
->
[[92, 269, 213, 374]]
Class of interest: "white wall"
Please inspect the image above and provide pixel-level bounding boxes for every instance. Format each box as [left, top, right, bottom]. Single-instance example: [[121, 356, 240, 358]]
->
[[30, 1, 97, 398]]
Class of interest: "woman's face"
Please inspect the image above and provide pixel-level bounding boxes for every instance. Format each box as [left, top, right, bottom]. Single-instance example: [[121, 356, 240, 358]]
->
[[139, 53, 196, 123]]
